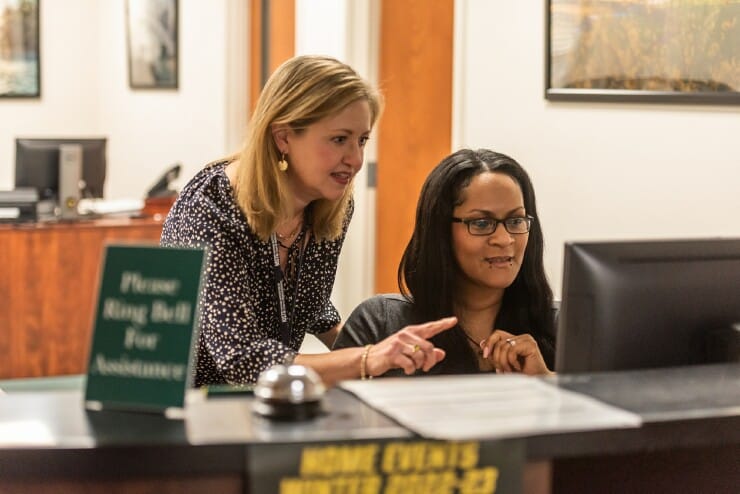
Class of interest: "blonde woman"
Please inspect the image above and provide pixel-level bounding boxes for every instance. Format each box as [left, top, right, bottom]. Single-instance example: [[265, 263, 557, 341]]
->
[[162, 56, 454, 387]]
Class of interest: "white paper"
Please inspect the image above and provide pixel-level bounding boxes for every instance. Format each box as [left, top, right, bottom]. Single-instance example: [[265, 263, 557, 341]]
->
[[340, 374, 642, 441]]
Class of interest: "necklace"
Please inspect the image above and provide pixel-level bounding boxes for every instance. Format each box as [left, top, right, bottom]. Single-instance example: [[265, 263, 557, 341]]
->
[[276, 222, 301, 240], [277, 224, 306, 250], [460, 329, 484, 356], [275, 213, 304, 245]]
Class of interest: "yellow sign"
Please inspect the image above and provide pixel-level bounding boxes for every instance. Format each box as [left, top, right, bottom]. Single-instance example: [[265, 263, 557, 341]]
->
[[279, 441, 500, 494]]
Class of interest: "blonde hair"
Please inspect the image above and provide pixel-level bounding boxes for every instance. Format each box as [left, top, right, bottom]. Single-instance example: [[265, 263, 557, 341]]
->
[[234, 55, 382, 242]]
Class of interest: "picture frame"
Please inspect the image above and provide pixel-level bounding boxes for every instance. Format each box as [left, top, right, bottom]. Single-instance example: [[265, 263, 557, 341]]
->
[[0, 0, 41, 98], [126, 0, 178, 89], [546, 0, 740, 105]]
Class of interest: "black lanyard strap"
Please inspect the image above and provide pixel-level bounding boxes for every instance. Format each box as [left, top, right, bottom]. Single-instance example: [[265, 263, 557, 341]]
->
[[270, 230, 307, 346]]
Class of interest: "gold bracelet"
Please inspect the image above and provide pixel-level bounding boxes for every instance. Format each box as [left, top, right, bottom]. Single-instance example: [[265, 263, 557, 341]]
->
[[360, 344, 374, 380]]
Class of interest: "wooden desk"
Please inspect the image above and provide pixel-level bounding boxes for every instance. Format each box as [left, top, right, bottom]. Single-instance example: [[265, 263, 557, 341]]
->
[[0, 217, 164, 379]]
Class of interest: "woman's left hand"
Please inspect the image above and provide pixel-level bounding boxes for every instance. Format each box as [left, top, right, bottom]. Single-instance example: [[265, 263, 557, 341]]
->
[[480, 330, 552, 376]]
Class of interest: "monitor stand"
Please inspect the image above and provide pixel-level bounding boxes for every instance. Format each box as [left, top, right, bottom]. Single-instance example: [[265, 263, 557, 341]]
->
[[59, 144, 82, 220]]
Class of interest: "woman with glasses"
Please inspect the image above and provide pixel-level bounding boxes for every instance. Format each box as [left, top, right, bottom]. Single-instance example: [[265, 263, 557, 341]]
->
[[333, 148, 555, 377]]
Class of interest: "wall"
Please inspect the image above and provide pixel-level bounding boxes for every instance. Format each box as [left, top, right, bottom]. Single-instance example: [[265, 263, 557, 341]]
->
[[6, 1, 738, 304], [1, 0, 370, 330], [294, 0, 379, 352], [0, 0, 99, 189], [1, 0, 235, 198], [454, 0, 740, 297], [97, 0, 233, 198]]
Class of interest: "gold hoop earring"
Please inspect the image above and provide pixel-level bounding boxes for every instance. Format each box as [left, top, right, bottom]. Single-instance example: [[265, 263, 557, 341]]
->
[[278, 153, 288, 172]]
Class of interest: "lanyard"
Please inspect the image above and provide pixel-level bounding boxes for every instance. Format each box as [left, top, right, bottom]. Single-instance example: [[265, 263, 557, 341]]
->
[[270, 230, 306, 346]]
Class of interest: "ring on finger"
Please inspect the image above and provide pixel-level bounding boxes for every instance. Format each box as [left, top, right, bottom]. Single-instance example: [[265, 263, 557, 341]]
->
[[506, 338, 516, 347], [409, 344, 421, 353]]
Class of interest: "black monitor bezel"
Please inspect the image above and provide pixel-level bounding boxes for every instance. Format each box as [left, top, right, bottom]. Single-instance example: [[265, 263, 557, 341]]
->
[[14, 137, 108, 200], [556, 238, 740, 373]]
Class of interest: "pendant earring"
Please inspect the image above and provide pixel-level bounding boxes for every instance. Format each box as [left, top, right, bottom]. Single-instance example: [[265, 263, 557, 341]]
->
[[278, 153, 288, 172]]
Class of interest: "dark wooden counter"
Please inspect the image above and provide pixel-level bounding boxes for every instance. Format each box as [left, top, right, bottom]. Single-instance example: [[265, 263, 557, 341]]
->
[[0, 217, 164, 378], [532, 364, 740, 493], [0, 364, 738, 493]]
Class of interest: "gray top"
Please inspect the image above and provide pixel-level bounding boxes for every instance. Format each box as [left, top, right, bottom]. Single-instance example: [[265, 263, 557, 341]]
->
[[333, 294, 557, 376]]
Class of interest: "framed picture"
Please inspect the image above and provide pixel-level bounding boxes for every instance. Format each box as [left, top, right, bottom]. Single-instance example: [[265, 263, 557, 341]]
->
[[546, 0, 740, 104], [0, 0, 40, 98], [126, 0, 178, 89]]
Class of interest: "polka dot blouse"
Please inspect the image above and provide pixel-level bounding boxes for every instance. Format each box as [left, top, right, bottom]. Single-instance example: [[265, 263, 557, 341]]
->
[[161, 161, 350, 386]]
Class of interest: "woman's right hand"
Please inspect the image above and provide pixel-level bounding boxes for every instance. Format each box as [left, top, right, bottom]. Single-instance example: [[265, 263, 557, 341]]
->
[[364, 317, 457, 377]]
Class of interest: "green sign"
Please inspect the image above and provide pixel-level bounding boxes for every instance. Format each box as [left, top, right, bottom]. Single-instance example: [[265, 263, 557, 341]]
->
[[84, 244, 205, 412], [249, 439, 524, 494]]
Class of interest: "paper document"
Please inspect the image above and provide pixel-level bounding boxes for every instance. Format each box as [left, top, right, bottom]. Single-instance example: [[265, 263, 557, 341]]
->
[[340, 374, 642, 441]]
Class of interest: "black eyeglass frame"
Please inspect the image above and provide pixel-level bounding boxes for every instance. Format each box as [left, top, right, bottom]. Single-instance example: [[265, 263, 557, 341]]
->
[[451, 215, 535, 236]]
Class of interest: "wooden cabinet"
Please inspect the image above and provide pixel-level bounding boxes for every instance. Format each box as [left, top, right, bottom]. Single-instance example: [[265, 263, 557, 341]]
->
[[0, 218, 164, 379]]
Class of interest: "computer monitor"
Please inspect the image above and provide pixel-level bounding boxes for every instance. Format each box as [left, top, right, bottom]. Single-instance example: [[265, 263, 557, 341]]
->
[[556, 238, 740, 373], [14, 138, 108, 200]]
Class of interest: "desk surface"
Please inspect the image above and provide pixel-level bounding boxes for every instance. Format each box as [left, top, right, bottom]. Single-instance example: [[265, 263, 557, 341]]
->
[[0, 387, 411, 449], [1, 365, 739, 494], [527, 363, 740, 460], [0, 215, 162, 232], [550, 362, 740, 421], [1, 364, 738, 455]]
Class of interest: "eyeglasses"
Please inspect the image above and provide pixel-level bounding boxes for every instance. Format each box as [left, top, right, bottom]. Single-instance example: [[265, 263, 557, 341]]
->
[[451, 215, 534, 235]]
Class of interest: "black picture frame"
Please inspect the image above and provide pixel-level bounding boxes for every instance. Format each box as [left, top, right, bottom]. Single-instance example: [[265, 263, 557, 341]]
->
[[0, 0, 41, 98], [126, 0, 179, 89], [545, 0, 740, 105]]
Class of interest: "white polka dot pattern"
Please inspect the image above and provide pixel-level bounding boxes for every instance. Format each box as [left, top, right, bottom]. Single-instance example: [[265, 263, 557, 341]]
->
[[161, 162, 350, 386]]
